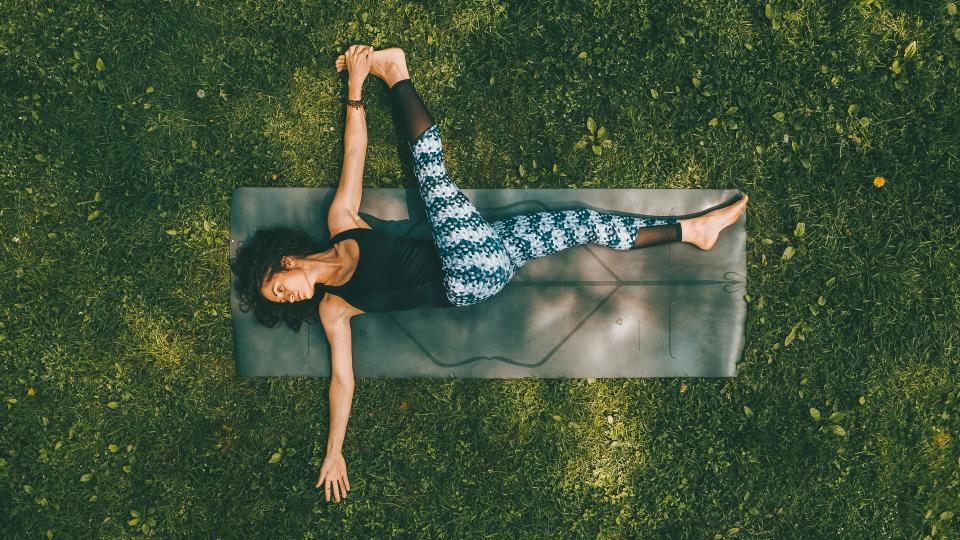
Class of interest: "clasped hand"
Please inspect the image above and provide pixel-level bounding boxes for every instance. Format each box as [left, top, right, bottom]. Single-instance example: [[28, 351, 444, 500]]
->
[[316, 452, 350, 503], [343, 44, 372, 87]]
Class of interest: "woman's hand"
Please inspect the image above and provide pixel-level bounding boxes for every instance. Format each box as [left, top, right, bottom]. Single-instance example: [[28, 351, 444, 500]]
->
[[342, 45, 373, 87], [316, 452, 350, 502]]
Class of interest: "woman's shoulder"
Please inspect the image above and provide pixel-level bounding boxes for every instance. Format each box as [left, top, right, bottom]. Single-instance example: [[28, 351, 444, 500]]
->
[[319, 291, 365, 320], [328, 213, 373, 240], [330, 226, 367, 242]]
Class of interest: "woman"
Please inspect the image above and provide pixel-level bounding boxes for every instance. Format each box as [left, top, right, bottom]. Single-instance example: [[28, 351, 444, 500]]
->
[[230, 45, 749, 503]]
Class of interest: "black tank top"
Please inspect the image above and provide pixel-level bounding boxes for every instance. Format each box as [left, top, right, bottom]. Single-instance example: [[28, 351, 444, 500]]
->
[[320, 228, 456, 313]]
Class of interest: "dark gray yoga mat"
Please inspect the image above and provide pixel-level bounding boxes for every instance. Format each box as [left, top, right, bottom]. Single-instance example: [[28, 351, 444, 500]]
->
[[230, 188, 747, 378]]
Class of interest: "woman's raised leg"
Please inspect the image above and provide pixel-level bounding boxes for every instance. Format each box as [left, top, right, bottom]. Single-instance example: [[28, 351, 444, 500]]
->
[[387, 76, 515, 307]]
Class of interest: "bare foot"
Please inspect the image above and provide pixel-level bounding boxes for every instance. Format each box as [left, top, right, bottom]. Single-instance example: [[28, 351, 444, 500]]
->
[[335, 47, 408, 85], [683, 194, 749, 251]]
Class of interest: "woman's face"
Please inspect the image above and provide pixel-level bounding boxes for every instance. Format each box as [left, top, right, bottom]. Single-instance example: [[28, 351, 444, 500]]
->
[[261, 265, 312, 304]]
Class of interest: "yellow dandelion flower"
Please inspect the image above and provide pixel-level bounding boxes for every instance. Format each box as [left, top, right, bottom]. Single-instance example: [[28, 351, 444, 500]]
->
[[873, 175, 885, 188], [679, 383, 688, 393], [271, 174, 278, 181], [27, 387, 36, 396]]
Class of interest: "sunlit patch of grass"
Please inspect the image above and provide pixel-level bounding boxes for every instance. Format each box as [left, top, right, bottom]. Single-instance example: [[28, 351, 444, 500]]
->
[[655, 151, 712, 189], [115, 299, 193, 370], [259, 68, 343, 185], [458, 127, 502, 188], [482, 380, 551, 446], [862, 360, 958, 536], [554, 380, 655, 532]]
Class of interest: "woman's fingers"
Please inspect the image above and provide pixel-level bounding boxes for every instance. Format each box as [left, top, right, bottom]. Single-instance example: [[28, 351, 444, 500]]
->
[[315, 474, 348, 502], [345, 44, 371, 58], [325, 478, 346, 501]]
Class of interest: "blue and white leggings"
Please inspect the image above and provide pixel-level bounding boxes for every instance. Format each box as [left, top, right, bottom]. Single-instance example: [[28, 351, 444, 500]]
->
[[410, 124, 681, 307]]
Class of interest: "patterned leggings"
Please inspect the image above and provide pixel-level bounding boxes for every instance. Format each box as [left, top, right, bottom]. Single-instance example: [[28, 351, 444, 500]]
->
[[410, 124, 682, 307]]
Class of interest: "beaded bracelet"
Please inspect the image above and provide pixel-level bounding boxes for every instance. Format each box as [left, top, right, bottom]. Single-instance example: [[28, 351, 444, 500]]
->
[[343, 98, 365, 109]]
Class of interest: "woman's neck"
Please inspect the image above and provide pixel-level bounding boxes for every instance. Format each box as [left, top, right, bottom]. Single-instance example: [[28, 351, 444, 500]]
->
[[306, 246, 350, 286]]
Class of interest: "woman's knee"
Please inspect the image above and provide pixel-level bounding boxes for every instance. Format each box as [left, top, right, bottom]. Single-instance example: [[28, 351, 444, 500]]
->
[[446, 271, 512, 306], [411, 125, 443, 155]]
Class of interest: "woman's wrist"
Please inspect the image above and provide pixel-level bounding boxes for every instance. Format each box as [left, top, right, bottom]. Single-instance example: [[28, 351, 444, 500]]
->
[[347, 79, 364, 100]]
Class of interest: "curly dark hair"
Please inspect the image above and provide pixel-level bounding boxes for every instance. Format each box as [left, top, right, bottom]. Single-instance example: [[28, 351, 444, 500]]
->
[[229, 226, 330, 333]]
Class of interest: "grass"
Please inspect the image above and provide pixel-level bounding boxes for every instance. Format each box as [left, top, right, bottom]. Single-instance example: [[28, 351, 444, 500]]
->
[[2, 0, 959, 537]]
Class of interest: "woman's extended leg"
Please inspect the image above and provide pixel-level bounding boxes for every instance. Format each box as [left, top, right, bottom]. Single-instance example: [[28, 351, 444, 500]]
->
[[388, 77, 515, 307], [490, 209, 682, 273]]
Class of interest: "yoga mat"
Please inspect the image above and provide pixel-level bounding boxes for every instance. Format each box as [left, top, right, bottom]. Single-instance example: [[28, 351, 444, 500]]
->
[[230, 188, 747, 378]]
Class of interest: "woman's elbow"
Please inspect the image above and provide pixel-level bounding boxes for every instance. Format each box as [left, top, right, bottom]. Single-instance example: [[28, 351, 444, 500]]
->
[[331, 375, 355, 390]]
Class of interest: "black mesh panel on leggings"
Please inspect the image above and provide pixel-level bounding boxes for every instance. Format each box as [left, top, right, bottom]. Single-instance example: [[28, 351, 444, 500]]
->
[[631, 222, 683, 249], [388, 78, 435, 145]]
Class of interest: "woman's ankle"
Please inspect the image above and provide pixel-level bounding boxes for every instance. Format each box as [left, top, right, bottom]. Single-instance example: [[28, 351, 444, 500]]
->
[[388, 77, 412, 91], [679, 219, 696, 244], [385, 65, 410, 89]]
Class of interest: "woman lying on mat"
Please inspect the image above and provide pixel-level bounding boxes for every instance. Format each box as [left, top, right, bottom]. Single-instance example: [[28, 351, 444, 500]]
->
[[229, 45, 749, 503]]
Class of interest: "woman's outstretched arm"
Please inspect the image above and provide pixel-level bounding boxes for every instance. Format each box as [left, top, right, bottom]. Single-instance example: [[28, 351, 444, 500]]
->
[[316, 312, 354, 502], [325, 316, 354, 455]]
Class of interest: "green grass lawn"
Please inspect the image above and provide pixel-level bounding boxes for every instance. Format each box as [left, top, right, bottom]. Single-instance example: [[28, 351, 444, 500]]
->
[[3, 0, 959, 537]]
